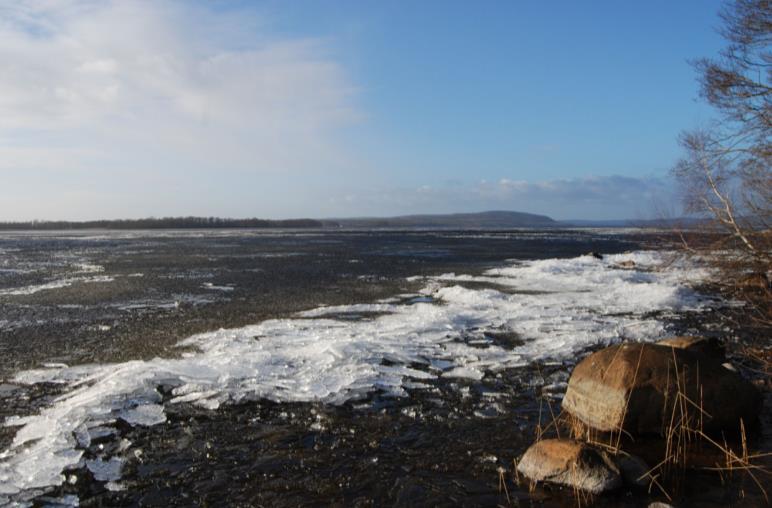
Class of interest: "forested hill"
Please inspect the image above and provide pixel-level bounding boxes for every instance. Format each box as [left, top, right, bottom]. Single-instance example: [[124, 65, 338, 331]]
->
[[0, 217, 328, 230], [0, 210, 562, 231], [327, 210, 557, 229]]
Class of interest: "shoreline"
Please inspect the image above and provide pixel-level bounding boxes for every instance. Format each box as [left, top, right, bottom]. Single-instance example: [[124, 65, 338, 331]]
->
[[0, 231, 767, 506]]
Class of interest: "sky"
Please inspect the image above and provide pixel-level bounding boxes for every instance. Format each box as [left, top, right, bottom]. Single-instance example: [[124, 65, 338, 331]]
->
[[0, 0, 727, 221]]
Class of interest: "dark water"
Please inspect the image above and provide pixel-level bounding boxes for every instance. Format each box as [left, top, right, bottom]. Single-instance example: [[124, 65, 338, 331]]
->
[[0, 229, 645, 379], [1, 229, 764, 507]]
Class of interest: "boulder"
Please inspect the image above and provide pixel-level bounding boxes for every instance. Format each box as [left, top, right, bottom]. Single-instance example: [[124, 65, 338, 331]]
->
[[612, 451, 650, 488], [656, 336, 725, 360], [562, 343, 761, 435], [517, 439, 621, 494]]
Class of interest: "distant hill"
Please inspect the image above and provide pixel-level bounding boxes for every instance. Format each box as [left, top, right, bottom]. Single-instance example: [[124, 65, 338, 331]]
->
[[326, 210, 557, 229], [0, 217, 327, 231]]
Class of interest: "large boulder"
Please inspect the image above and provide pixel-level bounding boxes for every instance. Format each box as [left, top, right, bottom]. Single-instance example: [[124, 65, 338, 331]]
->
[[656, 335, 725, 360], [562, 343, 760, 435], [516, 439, 622, 494]]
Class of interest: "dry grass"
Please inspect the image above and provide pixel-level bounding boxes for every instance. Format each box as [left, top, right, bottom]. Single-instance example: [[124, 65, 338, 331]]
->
[[568, 458, 595, 508], [497, 466, 512, 505], [634, 349, 768, 504], [695, 424, 771, 504], [515, 323, 771, 507], [542, 344, 770, 505]]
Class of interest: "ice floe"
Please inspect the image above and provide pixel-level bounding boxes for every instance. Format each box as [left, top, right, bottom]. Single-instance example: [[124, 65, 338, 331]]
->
[[0, 251, 713, 501], [0, 276, 114, 296], [201, 282, 235, 292]]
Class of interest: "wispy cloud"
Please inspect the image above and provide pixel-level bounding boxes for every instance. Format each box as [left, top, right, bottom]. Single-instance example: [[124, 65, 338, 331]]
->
[[0, 1, 360, 220]]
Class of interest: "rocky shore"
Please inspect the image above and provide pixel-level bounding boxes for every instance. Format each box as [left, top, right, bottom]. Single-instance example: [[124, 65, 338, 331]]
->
[[516, 331, 769, 507], [16, 306, 766, 508], [0, 230, 768, 506]]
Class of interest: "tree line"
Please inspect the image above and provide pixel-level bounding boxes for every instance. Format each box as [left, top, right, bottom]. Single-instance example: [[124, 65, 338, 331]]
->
[[0, 217, 332, 230]]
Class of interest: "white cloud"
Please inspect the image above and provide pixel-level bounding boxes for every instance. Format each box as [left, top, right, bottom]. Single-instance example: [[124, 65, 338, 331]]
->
[[0, 0, 361, 220], [327, 175, 675, 220], [0, 2, 677, 222]]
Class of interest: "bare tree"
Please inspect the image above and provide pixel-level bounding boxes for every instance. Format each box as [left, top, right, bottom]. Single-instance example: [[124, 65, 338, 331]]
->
[[673, 0, 771, 323]]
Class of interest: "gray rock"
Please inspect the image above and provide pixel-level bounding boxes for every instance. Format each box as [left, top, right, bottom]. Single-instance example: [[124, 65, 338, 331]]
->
[[516, 439, 622, 494]]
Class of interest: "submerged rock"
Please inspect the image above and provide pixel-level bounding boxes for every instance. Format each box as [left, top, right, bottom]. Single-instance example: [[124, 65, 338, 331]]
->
[[516, 439, 622, 494], [562, 343, 760, 435], [612, 451, 650, 488]]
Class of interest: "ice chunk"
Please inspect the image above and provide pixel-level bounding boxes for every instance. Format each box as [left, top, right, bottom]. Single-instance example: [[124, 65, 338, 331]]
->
[[201, 282, 234, 291], [74, 425, 115, 448], [105, 481, 125, 491], [85, 457, 123, 482], [442, 366, 485, 380], [118, 404, 166, 426], [33, 494, 80, 507]]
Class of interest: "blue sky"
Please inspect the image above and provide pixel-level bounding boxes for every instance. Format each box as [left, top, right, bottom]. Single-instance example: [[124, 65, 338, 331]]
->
[[0, 0, 725, 220]]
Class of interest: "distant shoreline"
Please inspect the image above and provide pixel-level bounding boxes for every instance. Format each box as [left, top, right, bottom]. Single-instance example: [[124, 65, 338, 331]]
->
[[0, 211, 700, 231], [0, 217, 329, 231]]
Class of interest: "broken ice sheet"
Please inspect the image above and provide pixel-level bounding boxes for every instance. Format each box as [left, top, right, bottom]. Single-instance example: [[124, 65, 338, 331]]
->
[[74, 425, 116, 448], [85, 457, 123, 482], [119, 404, 166, 426], [0, 251, 714, 499]]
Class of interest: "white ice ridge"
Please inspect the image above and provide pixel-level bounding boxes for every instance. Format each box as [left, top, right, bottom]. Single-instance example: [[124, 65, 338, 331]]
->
[[0, 275, 113, 296], [0, 251, 712, 499]]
